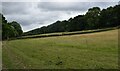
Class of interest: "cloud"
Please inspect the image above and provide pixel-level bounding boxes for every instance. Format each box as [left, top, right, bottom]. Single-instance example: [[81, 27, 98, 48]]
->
[[38, 2, 87, 11], [2, 2, 30, 15], [38, 2, 117, 12], [1, 0, 120, 2], [0, 3, 2, 13], [40, 0, 120, 2], [2, 2, 118, 32]]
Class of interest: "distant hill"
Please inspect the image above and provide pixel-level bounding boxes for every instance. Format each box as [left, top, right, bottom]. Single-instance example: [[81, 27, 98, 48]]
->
[[23, 5, 120, 36]]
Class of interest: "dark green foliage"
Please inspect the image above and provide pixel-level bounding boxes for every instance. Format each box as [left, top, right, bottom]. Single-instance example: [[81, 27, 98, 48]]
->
[[9, 21, 23, 36], [85, 7, 101, 29], [0, 14, 2, 40], [99, 5, 120, 28], [1, 14, 23, 40], [2, 24, 16, 39], [67, 15, 86, 31], [24, 5, 120, 36], [46, 20, 69, 33]]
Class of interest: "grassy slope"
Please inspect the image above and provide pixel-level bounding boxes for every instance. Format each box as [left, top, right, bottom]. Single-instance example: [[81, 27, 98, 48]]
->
[[21, 27, 117, 39], [2, 29, 118, 69], [0, 41, 2, 70]]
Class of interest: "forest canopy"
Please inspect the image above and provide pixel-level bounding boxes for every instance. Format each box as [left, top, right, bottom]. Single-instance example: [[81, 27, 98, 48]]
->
[[24, 5, 120, 36]]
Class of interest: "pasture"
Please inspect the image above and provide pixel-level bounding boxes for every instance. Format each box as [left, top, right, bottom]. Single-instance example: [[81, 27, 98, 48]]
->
[[2, 29, 118, 69]]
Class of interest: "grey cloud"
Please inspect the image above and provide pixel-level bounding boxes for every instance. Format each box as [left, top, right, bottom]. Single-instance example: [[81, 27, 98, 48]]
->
[[38, 2, 117, 12], [0, 3, 2, 13], [4, 10, 65, 31], [2, 2, 118, 32], [38, 2, 89, 11], [2, 2, 29, 15], [1, 0, 120, 2]]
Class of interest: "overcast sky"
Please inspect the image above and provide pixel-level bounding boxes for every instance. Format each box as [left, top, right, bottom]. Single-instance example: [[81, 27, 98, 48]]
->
[[1, 0, 119, 32]]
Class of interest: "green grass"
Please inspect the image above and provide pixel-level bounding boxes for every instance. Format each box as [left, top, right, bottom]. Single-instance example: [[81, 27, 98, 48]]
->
[[0, 41, 2, 70], [21, 27, 117, 39], [2, 29, 118, 69]]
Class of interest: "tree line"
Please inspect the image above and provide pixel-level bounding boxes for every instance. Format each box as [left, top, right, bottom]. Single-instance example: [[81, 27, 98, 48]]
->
[[0, 14, 23, 40], [24, 5, 120, 36]]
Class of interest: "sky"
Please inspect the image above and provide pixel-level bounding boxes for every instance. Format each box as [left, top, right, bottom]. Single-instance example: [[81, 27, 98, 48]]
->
[[1, 0, 119, 32]]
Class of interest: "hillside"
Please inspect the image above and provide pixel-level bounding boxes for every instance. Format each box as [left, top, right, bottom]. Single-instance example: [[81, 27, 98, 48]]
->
[[17, 27, 118, 39], [23, 5, 120, 36], [3, 29, 118, 69]]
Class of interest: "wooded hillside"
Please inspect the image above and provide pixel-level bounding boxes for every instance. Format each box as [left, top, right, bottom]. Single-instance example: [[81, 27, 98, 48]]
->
[[24, 5, 120, 36]]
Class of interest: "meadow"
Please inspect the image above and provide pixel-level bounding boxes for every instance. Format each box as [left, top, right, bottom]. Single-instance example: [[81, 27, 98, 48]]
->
[[2, 29, 118, 69]]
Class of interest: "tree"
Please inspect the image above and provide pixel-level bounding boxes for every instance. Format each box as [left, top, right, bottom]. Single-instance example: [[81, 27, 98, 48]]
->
[[1, 13, 23, 40], [24, 5, 120, 36], [85, 7, 101, 29], [0, 14, 2, 40], [99, 5, 120, 28], [2, 23, 18, 39], [67, 15, 86, 31], [9, 21, 23, 36]]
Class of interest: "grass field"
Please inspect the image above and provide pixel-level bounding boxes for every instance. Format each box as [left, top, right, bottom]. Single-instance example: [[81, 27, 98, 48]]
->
[[21, 27, 116, 39], [2, 29, 118, 69]]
